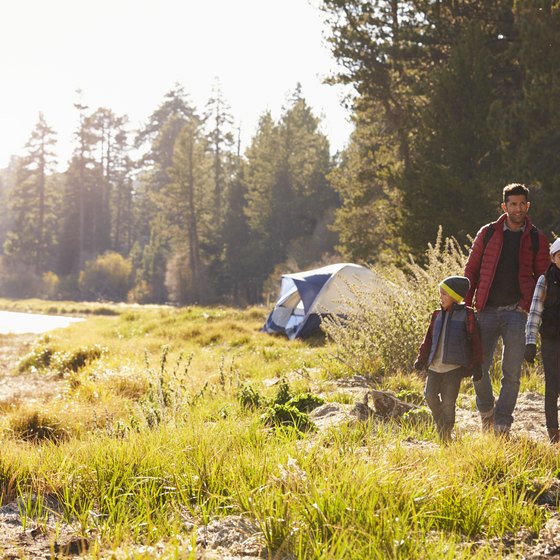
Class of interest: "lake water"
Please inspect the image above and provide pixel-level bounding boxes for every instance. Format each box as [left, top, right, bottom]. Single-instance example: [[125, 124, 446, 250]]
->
[[0, 310, 84, 334]]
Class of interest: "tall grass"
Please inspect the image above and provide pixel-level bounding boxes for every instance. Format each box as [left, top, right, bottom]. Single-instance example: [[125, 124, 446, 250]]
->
[[0, 292, 555, 557], [6, 407, 556, 558]]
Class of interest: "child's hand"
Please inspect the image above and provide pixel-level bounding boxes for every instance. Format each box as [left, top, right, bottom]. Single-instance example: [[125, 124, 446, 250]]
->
[[470, 366, 482, 382], [413, 359, 426, 372], [524, 343, 536, 364]]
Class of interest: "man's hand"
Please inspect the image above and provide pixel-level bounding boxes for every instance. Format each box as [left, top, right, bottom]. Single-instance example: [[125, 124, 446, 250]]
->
[[524, 343, 537, 364]]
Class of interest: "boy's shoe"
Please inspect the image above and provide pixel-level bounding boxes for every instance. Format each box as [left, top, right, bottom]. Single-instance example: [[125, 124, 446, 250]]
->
[[547, 428, 560, 444], [481, 410, 494, 433], [494, 424, 510, 439]]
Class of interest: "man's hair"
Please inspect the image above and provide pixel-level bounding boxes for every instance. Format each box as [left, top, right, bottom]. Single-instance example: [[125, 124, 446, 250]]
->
[[503, 183, 529, 203]]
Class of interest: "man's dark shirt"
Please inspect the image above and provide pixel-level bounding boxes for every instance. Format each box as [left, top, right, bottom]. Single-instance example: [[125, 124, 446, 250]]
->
[[486, 229, 522, 307]]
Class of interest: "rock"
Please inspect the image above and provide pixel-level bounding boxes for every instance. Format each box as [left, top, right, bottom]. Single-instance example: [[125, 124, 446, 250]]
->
[[368, 389, 420, 419]]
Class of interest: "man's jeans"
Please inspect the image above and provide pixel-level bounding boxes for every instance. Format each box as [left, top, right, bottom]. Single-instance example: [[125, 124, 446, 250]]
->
[[474, 305, 527, 430]]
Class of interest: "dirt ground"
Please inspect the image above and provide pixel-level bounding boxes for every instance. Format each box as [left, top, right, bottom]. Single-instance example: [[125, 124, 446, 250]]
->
[[1, 335, 560, 558]]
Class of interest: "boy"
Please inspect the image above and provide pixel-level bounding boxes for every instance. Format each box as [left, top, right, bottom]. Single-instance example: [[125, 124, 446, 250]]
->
[[524, 238, 560, 443], [414, 276, 483, 441]]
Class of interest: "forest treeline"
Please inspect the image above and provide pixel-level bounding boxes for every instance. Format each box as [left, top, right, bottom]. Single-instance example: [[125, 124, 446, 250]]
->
[[0, 0, 558, 305]]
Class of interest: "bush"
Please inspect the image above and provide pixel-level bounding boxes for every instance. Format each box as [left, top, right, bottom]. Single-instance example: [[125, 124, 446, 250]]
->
[[237, 384, 263, 410], [9, 409, 68, 443], [274, 378, 293, 405], [79, 252, 132, 301], [40, 271, 60, 299], [286, 393, 325, 413], [323, 228, 467, 376], [19, 344, 106, 374], [0, 258, 42, 298], [261, 403, 316, 432], [17, 345, 55, 373], [53, 345, 106, 373]]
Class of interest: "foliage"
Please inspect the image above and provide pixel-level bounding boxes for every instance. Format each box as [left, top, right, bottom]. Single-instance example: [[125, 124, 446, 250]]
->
[[78, 251, 132, 301], [18, 343, 105, 375], [136, 346, 201, 428], [237, 383, 263, 410], [329, 97, 408, 265], [274, 378, 293, 405], [401, 23, 500, 251], [242, 89, 337, 300], [261, 403, 316, 433], [4, 2, 560, 302], [3, 113, 59, 273], [0, 257, 43, 298], [286, 392, 325, 413], [321, 0, 559, 259], [17, 344, 55, 373], [53, 344, 106, 373], [40, 271, 60, 299], [237, 379, 324, 431], [323, 228, 467, 375], [163, 117, 213, 304], [8, 408, 68, 443]]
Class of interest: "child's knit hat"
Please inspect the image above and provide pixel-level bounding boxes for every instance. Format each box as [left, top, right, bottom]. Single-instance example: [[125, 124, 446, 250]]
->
[[550, 238, 560, 256], [439, 276, 470, 303]]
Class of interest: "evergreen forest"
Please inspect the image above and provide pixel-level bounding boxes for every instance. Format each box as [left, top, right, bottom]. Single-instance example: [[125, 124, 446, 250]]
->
[[1, 0, 559, 305]]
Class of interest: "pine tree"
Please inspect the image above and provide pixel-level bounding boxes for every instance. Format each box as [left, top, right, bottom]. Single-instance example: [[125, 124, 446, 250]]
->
[[321, 0, 523, 257], [220, 164, 258, 303], [87, 108, 131, 254], [401, 23, 501, 250], [3, 113, 59, 273], [330, 97, 405, 264], [205, 80, 235, 228], [163, 116, 213, 303], [132, 85, 197, 301], [58, 95, 100, 274], [494, 0, 560, 234], [243, 88, 335, 295]]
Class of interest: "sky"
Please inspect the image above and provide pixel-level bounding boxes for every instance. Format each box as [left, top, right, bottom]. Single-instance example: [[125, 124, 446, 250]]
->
[[0, 0, 354, 170]]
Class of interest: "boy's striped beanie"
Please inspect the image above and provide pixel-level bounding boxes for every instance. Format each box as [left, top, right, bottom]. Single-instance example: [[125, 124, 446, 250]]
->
[[439, 276, 470, 303]]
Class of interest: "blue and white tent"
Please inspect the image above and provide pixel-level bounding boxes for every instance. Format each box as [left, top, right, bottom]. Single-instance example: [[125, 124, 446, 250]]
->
[[262, 263, 378, 340]]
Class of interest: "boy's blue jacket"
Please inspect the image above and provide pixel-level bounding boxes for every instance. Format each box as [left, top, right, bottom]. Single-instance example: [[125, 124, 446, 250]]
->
[[414, 303, 483, 379]]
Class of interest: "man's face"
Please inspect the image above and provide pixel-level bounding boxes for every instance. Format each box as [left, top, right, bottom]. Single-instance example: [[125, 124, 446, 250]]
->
[[501, 194, 529, 226]]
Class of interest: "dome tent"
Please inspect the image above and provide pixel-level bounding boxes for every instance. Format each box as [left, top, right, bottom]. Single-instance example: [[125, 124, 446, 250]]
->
[[262, 263, 378, 340]]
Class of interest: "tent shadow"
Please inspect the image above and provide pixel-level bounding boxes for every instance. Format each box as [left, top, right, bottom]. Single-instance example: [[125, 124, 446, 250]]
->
[[301, 330, 328, 347]]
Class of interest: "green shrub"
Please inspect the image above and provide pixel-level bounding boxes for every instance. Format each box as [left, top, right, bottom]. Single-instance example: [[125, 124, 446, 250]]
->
[[237, 384, 263, 410], [286, 392, 325, 412], [261, 403, 315, 432], [18, 344, 106, 375], [274, 378, 293, 405], [401, 406, 433, 426], [41, 271, 60, 299], [9, 409, 68, 443], [53, 345, 106, 373], [79, 251, 132, 301], [396, 389, 425, 406], [18, 345, 55, 373]]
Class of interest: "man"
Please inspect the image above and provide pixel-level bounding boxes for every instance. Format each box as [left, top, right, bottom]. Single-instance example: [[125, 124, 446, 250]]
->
[[464, 183, 549, 436]]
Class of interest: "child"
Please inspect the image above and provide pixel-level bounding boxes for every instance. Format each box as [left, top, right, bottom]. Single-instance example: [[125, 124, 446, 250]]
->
[[414, 276, 483, 442], [525, 238, 560, 443]]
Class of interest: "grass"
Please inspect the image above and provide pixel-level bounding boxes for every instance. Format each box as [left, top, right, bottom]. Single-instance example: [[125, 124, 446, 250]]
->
[[0, 300, 556, 558]]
